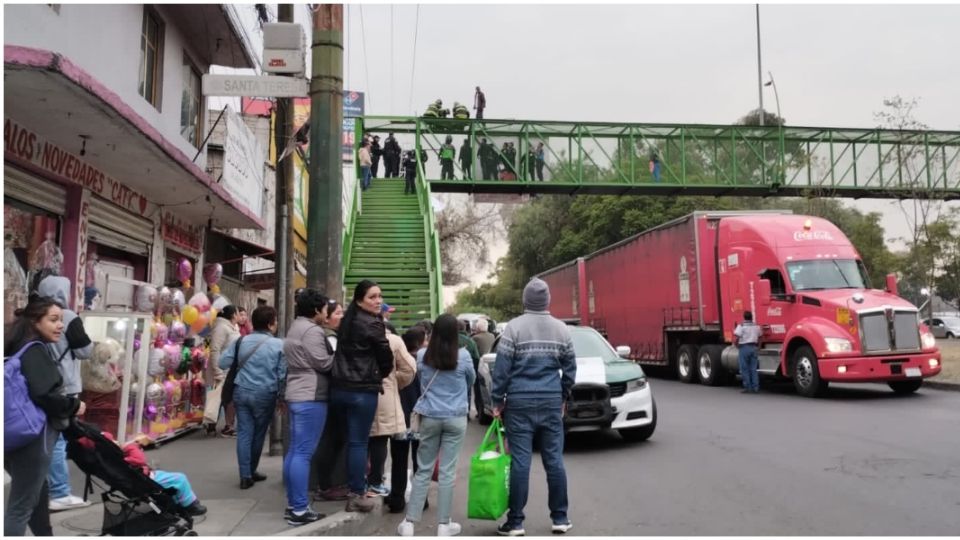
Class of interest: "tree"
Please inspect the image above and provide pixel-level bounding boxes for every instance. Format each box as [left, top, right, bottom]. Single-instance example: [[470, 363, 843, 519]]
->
[[434, 195, 505, 286]]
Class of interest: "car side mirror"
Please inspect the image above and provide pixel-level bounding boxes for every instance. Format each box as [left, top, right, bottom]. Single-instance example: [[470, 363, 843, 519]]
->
[[885, 273, 898, 296], [757, 279, 772, 306], [616, 345, 631, 358]]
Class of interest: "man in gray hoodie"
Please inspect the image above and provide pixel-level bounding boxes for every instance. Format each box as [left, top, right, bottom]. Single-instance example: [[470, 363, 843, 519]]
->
[[37, 275, 94, 511]]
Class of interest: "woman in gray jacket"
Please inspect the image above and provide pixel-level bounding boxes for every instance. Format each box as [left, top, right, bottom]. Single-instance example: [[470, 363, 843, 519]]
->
[[282, 289, 335, 526]]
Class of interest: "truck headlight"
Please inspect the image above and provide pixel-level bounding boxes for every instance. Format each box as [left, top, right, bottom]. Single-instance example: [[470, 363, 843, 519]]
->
[[921, 332, 937, 350], [824, 337, 853, 353], [625, 378, 647, 393]]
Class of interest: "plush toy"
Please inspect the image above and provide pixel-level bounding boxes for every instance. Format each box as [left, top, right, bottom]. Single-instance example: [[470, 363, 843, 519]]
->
[[81, 338, 124, 393]]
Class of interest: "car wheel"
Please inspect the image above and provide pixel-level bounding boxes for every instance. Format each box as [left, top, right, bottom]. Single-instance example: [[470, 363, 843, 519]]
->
[[697, 345, 726, 386], [947, 332, 956, 339], [619, 400, 657, 443], [792, 345, 827, 398], [888, 380, 923, 394], [676, 345, 699, 384]]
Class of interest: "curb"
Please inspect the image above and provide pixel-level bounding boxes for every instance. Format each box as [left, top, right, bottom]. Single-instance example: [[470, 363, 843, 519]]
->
[[925, 380, 960, 392], [272, 498, 383, 536]]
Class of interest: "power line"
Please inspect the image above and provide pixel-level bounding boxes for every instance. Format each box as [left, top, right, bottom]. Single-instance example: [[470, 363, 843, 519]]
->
[[408, 4, 420, 113], [359, 4, 372, 110]]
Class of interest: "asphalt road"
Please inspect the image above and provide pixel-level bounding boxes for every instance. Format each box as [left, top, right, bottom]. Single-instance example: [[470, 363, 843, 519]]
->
[[374, 379, 960, 536]]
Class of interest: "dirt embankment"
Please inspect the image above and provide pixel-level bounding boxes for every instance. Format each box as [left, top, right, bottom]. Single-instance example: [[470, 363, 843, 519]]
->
[[933, 339, 960, 383]]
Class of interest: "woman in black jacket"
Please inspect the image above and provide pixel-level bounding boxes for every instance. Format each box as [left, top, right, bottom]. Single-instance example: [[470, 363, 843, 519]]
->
[[4, 295, 86, 536], [329, 280, 394, 513]]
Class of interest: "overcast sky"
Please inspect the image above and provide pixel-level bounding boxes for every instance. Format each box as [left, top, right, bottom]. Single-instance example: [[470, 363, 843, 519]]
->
[[241, 3, 960, 297]]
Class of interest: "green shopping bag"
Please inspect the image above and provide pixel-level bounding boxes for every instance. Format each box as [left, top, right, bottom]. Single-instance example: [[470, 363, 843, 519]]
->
[[467, 417, 511, 520]]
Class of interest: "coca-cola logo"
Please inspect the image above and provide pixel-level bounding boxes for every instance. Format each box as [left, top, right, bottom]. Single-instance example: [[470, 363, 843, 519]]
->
[[793, 230, 834, 241]]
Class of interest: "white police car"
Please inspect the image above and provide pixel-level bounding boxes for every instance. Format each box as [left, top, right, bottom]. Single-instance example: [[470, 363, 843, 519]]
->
[[477, 326, 656, 442]]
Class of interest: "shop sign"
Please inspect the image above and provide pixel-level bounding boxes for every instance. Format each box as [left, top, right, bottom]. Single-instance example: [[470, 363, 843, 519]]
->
[[3, 117, 153, 217], [161, 212, 203, 254], [74, 191, 90, 311], [222, 105, 265, 217]]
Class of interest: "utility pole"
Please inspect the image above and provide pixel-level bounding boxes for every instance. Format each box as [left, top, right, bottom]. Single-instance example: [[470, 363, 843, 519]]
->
[[306, 5, 344, 298], [269, 3, 295, 458]]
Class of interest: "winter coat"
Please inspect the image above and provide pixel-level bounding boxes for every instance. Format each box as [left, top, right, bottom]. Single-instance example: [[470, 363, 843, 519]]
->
[[369, 332, 416, 436], [10, 341, 81, 430], [284, 316, 334, 402], [331, 308, 394, 393], [207, 316, 240, 384], [37, 276, 93, 395]]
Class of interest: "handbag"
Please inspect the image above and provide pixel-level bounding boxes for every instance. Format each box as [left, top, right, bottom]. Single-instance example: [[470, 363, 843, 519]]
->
[[406, 369, 440, 439], [221, 336, 268, 406], [467, 417, 511, 520]]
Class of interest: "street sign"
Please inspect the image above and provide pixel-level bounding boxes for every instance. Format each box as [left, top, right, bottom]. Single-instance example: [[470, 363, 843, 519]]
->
[[202, 74, 308, 97]]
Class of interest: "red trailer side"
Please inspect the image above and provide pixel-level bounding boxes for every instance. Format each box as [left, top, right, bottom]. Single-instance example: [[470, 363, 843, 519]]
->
[[540, 259, 580, 323]]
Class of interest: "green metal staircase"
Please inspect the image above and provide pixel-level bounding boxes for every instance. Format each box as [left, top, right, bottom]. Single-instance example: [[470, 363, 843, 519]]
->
[[342, 177, 442, 330]]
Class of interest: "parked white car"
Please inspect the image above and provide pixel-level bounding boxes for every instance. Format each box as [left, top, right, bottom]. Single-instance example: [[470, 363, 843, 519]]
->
[[477, 326, 657, 442]]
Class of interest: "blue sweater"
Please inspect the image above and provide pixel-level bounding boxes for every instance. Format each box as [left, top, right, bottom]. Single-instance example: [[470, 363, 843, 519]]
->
[[414, 348, 475, 418], [219, 332, 287, 395], [491, 311, 577, 403]]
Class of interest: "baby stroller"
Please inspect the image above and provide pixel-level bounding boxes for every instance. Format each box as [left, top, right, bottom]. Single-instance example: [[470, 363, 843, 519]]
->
[[64, 420, 196, 536]]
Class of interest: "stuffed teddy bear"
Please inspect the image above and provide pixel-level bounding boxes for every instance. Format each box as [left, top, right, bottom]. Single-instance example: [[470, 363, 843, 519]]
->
[[81, 338, 124, 394]]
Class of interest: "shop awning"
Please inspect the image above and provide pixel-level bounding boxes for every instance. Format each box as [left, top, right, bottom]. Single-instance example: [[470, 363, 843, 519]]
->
[[4, 46, 265, 230]]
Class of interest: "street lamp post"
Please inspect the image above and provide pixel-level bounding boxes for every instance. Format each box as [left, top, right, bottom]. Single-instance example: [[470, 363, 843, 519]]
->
[[764, 71, 781, 124], [755, 4, 764, 126]]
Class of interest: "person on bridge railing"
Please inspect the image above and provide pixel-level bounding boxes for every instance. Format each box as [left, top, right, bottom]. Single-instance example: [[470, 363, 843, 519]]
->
[[440, 135, 456, 180], [453, 102, 470, 120], [402, 150, 419, 195], [383, 133, 402, 178], [370, 135, 382, 178], [478, 138, 496, 180], [536, 142, 546, 181], [474, 86, 486, 120], [459, 139, 473, 180]]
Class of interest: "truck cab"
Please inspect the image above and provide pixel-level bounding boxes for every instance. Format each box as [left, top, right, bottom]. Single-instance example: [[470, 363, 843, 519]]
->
[[716, 215, 941, 396]]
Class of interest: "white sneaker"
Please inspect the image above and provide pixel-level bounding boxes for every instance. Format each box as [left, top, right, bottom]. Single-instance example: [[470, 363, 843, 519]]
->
[[397, 519, 415, 537], [551, 521, 573, 534], [438, 521, 462, 536], [49, 495, 91, 512]]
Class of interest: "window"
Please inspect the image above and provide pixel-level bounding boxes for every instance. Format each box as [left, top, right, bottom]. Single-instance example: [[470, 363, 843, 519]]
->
[[759, 268, 788, 296], [180, 55, 202, 147], [138, 8, 164, 108], [785, 259, 868, 292]]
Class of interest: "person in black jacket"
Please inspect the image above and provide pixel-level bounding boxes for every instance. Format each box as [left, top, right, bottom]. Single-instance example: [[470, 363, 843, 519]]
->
[[385, 326, 428, 513], [370, 135, 383, 178], [383, 133, 402, 178], [329, 280, 394, 513], [4, 295, 85, 536]]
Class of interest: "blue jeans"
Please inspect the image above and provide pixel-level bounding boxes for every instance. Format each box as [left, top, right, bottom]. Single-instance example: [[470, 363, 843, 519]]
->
[[361, 166, 372, 190], [504, 397, 568, 527], [284, 401, 328, 512], [739, 344, 759, 391], [405, 416, 468, 524], [4, 425, 58, 536], [234, 388, 277, 479], [329, 388, 379, 495], [47, 433, 71, 499]]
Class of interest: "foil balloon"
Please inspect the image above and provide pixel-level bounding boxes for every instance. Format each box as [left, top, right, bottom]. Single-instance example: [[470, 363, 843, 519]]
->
[[157, 287, 173, 313], [190, 347, 206, 374], [134, 285, 158, 312], [152, 321, 169, 344], [171, 289, 187, 312], [163, 379, 181, 403], [203, 263, 223, 287], [146, 381, 165, 407], [144, 404, 158, 421], [179, 346, 191, 374], [191, 379, 206, 407], [211, 294, 231, 312], [148, 347, 166, 377], [161, 312, 175, 327], [181, 305, 199, 325], [188, 292, 211, 313], [169, 321, 187, 343], [176, 258, 193, 288], [162, 343, 181, 374]]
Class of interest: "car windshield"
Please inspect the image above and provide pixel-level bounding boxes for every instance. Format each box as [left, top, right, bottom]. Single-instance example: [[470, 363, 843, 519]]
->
[[569, 328, 619, 363], [785, 259, 869, 291]]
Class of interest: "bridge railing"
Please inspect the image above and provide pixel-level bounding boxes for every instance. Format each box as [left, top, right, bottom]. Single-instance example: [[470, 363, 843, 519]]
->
[[358, 116, 960, 199]]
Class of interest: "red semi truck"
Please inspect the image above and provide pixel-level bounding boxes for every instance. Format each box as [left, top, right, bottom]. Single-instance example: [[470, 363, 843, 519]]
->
[[539, 211, 942, 397]]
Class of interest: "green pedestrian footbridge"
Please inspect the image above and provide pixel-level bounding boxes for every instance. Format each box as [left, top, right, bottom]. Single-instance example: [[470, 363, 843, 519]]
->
[[344, 115, 960, 327]]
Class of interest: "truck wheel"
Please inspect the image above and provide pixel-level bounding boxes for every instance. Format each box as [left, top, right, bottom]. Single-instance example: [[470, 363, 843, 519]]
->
[[792, 345, 827, 397], [619, 400, 657, 442], [697, 345, 726, 386], [888, 380, 923, 394], [676, 345, 699, 384]]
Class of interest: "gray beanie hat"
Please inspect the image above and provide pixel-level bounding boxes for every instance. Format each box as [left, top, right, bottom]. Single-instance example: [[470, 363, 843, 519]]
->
[[522, 278, 551, 312]]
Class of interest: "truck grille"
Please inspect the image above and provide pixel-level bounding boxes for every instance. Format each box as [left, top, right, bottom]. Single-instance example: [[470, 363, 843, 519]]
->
[[608, 382, 626, 398], [860, 310, 920, 353]]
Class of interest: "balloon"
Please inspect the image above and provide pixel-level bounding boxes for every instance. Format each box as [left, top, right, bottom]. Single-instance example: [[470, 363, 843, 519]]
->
[[211, 294, 231, 312], [130, 381, 140, 400], [152, 321, 169, 343], [163, 379, 181, 403], [146, 382, 165, 406], [171, 289, 187, 312], [203, 263, 223, 287], [169, 321, 187, 343], [176, 258, 193, 283], [134, 285, 158, 312], [181, 305, 199, 325], [144, 404, 158, 421], [133, 338, 141, 353], [191, 379, 206, 407], [162, 343, 181, 372], [188, 292, 211, 313], [190, 347, 206, 374], [148, 348, 166, 377], [161, 312, 174, 327], [209, 308, 218, 322], [190, 313, 209, 335]]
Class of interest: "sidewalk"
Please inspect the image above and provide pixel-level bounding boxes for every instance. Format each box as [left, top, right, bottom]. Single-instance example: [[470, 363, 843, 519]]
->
[[47, 429, 381, 536]]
